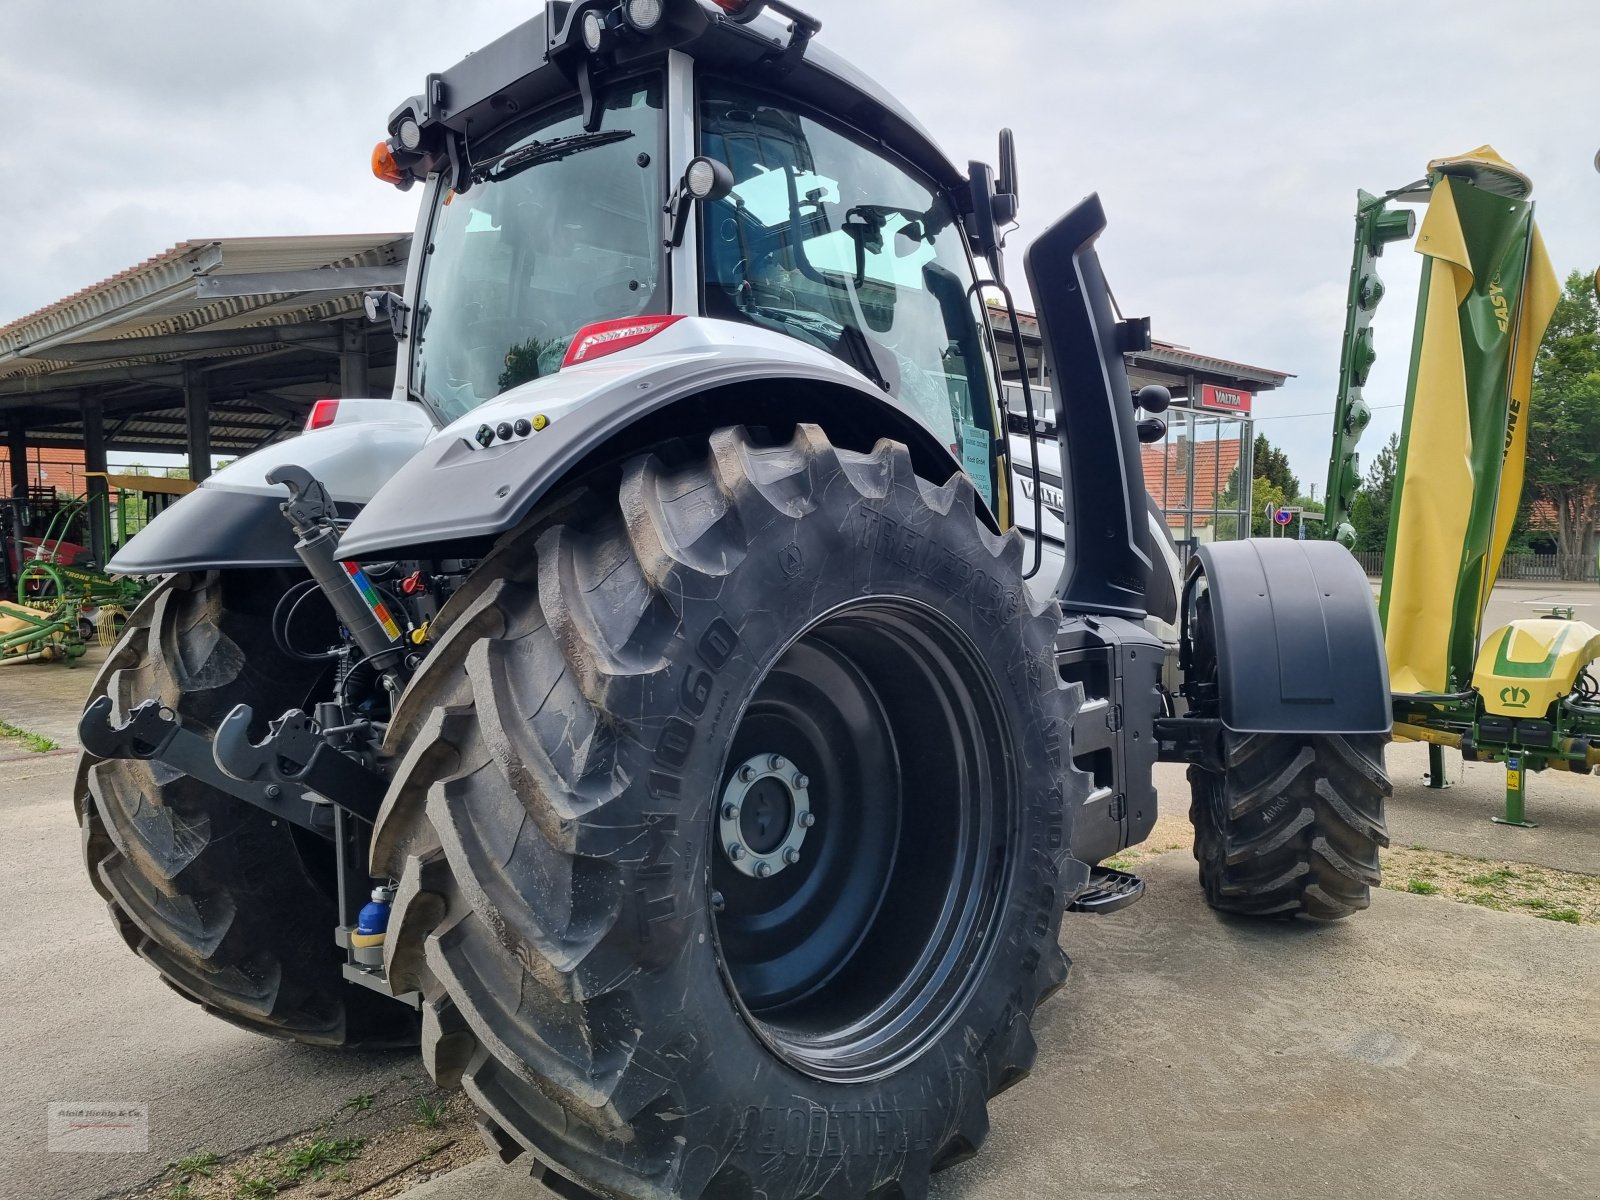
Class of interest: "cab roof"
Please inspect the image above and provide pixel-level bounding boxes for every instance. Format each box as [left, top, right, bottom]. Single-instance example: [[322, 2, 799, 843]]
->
[[391, 1, 968, 194]]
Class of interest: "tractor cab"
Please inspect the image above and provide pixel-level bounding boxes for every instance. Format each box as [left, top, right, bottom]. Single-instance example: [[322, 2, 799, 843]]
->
[[378, 0, 1014, 521]]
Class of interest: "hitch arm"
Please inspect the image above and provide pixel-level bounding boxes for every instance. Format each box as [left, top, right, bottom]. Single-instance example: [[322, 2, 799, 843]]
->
[[79, 697, 334, 837], [213, 705, 386, 825]]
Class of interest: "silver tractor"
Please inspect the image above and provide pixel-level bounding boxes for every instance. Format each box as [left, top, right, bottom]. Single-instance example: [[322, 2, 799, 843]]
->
[[78, 3, 1391, 1197]]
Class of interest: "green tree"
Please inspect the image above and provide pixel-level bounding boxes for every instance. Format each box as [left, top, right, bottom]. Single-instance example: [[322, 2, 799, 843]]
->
[[1251, 433, 1298, 502], [1249, 477, 1289, 537], [1525, 268, 1600, 564], [1214, 473, 1287, 539], [1349, 432, 1399, 554], [1211, 433, 1299, 540]]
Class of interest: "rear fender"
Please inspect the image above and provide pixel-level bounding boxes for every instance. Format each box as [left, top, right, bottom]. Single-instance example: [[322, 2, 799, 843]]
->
[[1188, 539, 1391, 735], [107, 402, 435, 574], [335, 319, 974, 560]]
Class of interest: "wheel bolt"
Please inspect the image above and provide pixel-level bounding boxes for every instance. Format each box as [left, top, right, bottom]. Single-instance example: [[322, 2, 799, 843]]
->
[[738, 765, 756, 783], [722, 801, 740, 821], [768, 754, 784, 771], [792, 773, 809, 789], [799, 811, 816, 828], [726, 843, 745, 861], [754, 861, 772, 878], [783, 847, 800, 865]]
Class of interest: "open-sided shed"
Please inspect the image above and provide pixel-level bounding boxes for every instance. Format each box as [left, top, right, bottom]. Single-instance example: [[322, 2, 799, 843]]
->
[[0, 233, 407, 558]]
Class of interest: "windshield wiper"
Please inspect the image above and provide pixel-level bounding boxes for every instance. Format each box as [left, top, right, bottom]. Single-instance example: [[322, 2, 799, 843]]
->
[[469, 129, 635, 185]]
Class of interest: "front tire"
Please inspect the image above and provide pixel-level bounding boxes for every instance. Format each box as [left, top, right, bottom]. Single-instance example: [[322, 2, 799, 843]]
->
[[1189, 732, 1390, 918], [1185, 590, 1390, 919], [374, 426, 1087, 1199]]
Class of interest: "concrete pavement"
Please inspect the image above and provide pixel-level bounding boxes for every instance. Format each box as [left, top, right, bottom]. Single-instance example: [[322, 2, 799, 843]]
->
[[0, 654, 430, 1200], [394, 847, 1600, 1200], [2, 587, 1596, 1200]]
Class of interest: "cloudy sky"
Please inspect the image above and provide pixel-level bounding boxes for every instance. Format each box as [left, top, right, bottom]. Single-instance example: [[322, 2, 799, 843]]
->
[[3, 0, 1597, 489]]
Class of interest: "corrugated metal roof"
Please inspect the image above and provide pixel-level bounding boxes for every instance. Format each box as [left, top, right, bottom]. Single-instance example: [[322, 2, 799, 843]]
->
[[0, 234, 409, 381], [985, 300, 1292, 391]]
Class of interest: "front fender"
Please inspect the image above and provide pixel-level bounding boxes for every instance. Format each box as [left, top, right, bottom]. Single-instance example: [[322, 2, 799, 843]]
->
[[108, 406, 434, 574], [1190, 539, 1391, 735], [337, 319, 971, 560]]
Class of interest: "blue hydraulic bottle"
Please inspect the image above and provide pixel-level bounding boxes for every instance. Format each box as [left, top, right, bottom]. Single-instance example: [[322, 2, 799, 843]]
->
[[351, 887, 392, 966]]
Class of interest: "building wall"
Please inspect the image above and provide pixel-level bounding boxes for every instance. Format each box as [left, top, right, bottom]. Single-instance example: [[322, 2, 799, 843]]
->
[[0, 447, 89, 495]]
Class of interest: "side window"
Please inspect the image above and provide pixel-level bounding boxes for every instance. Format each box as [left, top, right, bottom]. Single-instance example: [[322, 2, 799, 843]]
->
[[700, 82, 1001, 509]]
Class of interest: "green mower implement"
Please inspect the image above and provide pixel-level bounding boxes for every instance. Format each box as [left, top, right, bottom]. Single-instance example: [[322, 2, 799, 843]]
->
[[1324, 146, 1588, 824]]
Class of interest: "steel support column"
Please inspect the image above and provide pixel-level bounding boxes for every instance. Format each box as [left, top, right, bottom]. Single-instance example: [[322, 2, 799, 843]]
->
[[339, 324, 370, 398], [82, 398, 110, 563], [5, 419, 27, 498], [183, 365, 212, 482]]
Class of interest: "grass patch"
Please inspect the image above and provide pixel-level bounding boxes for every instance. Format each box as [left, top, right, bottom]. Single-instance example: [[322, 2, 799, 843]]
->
[[171, 1151, 220, 1180], [1465, 867, 1518, 887], [1382, 845, 1599, 925], [277, 1134, 364, 1182], [1537, 908, 1582, 925], [136, 1092, 480, 1200], [230, 1176, 277, 1200], [0, 718, 58, 753]]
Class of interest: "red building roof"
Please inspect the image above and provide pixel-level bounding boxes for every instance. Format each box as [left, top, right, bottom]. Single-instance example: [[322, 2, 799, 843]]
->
[[1142, 437, 1243, 524]]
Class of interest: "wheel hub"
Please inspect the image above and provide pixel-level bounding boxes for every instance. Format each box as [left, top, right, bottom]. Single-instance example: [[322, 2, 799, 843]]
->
[[719, 752, 811, 879]]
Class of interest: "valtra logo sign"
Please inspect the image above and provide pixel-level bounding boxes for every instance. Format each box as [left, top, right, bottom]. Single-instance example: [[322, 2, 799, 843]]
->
[[1196, 384, 1253, 415]]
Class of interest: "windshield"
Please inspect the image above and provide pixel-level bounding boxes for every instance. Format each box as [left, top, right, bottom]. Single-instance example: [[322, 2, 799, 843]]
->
[[700, 81, 1001, 506], [410, 78, 666, 421]]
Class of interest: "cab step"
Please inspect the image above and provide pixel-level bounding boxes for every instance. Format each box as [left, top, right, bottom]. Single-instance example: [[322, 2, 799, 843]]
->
[[1067, 864, 1145, 914]]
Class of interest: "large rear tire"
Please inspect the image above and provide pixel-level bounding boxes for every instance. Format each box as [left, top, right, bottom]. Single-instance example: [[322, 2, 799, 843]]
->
[[75, 571, 419, 1046], [374, 426, 1087, 1200]]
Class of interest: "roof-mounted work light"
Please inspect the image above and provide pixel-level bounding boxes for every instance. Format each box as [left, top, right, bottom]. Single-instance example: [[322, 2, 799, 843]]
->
[[396, 116, 423, 152], [581, 8, 607, 51], [621, 0, 663, 31]]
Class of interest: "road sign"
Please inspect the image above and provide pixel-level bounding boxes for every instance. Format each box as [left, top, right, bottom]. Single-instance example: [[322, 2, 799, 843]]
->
[[1273, 507, 1294, 526]]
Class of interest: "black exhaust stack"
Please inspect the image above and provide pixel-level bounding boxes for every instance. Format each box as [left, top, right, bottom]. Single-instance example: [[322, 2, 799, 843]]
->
[[1023, 194, 1152, 619]]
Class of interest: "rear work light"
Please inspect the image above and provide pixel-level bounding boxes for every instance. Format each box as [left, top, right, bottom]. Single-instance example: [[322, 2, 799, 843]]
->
[[563, 316, 684, 367], [306, 398, 340, 430]]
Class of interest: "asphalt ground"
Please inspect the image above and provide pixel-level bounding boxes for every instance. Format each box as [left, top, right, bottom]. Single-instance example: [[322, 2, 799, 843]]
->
[[1, 585, 1596, 1200]]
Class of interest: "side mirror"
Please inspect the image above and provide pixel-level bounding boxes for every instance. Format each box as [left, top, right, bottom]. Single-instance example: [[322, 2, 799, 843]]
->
[[363, 289, 408, 340], [667, 156, 734, 247], [1134, 384, 1172, 414], [966, 160, 1003, 278], [994, 128, 1019, 226]]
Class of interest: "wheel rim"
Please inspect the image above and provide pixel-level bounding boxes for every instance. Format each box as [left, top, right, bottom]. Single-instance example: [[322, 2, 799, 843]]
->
[[710, 599, 1015, 1082]]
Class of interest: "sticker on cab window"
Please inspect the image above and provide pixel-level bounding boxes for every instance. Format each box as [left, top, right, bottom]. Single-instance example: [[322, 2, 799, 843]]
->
[[959, 423, 993, 503]]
